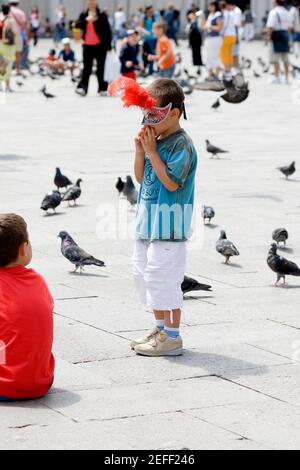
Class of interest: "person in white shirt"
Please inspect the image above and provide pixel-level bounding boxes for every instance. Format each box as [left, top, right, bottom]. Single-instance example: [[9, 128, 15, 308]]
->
[[203, 1, 223, 80], [267, 0, 292, 84], [243, 4, 256, 41], [220, 1, 237, 77], [114, 6, 126, 39], [290, 0, 300, 57]]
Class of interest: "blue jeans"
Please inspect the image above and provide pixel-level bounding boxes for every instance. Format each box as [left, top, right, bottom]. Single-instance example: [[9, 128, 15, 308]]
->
[[159, 65, 175, 78]]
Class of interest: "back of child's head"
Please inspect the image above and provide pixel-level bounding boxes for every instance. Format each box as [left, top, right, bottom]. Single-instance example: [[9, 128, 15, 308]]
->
[[148, 78, 185, 109], [153, 21, 167, 34], [49, 49, 56, 56], [0, 214, 28, 267]]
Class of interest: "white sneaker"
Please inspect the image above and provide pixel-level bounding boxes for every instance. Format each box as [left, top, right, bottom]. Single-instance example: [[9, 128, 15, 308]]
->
[[270, 76, 281, 85], [130, 327, 161, 350], [134, 331, 183, 357]]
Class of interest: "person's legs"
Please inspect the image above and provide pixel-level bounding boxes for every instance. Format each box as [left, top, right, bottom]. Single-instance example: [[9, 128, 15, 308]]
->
[[77, 45, 94, 94], [134, 242, 187, 356], [96, 45, 108, 92]]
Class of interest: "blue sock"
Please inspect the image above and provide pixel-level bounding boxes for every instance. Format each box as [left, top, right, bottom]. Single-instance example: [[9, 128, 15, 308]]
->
[[165, 327, 180, 340], [156, 319, 164, 331]]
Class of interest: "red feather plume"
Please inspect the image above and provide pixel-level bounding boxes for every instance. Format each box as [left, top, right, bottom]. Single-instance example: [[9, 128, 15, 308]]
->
[[108, 76, 157, 109]]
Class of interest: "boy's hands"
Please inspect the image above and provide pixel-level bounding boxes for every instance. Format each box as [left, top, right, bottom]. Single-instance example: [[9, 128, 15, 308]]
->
[[139, 127, 157, 157]]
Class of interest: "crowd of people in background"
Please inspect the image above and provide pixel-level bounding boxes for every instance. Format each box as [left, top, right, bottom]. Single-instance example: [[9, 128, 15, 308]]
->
[[0, 0, 300, 94]]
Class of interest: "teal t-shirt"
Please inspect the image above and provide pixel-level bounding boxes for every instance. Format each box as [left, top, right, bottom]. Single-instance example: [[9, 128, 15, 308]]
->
[[136, 129, 198, 242]]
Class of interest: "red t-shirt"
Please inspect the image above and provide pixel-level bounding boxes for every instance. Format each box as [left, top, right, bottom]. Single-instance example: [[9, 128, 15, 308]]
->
[[85, 21, 101, 46], [0, 266, 55, 400]]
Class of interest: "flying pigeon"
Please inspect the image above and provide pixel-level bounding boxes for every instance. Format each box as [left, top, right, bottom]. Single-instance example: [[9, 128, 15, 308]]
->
[[212, 99, 220, 110], [206, 140, 228, 159], [40, 85, 56, 99], [58, 231, 105, 273], [62, 179, 82, 206], [267, 243, 300, 286], [123, 176, 138, 205], [41, 190, 62, 214], [181, 276, 212, 294], [116, 177, 125, 195], [54, 167, 72, 192], [277, 162, 296, 179], [221, 78, 250, 104], [272, 228, 289, 247], [216, 231, 240, 264], [202, 206, 215, 224]]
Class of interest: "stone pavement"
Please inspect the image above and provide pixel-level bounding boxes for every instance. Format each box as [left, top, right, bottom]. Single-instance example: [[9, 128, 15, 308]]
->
[[0, 40, 300, 450]]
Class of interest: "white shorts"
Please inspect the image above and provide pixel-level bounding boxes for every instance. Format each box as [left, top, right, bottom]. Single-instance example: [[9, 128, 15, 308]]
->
[[133, 240, 187, 311], [205, 36, 222, 70]]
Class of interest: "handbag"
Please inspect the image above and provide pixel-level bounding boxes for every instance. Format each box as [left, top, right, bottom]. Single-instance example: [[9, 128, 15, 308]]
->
[[104, 51, 121, 83], [4, 28, 15, 45], [272, 13, 290, 53]]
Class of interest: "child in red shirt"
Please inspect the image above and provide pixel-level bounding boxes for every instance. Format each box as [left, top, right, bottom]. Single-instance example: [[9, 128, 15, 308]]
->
[[0, 214, 55, 401]]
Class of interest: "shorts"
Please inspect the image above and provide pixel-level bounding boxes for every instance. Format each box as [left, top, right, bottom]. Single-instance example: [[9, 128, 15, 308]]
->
[[159, 64, 176, 78], [15, 35, 23, 53], [293, 32, 300, 42], [133, 240, 187, 311], [220, 36, 237, 68], [270, 47, 289, 64]]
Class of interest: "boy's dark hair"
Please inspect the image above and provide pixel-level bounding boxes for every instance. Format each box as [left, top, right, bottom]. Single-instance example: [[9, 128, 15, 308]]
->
[[0, 214, 28, 267], [148, 79, 185, 110], [2, 4, 10, 15]]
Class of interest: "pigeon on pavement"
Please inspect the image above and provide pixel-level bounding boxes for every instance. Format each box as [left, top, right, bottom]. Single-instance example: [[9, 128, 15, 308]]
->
[[123, 176, 138, 205], [216, 231, 240, 264], [58, 231, 105, 273], [272, 228, 289, 247], [41, 190, 62, 214], [277, 162, 296, 179], [40, 85, 56, 99], [212, 99, 220, 110], [206, 140, 228, 159], [267, 243, 300, 286], [62, 179, 82, 206], [116, 177, 125, 195], [54, 167, 72, 192], [202, 206, 215, 224], [181, 276, 212, 294]]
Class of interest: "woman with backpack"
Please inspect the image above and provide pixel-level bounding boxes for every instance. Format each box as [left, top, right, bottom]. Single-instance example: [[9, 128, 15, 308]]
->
[[0, 4, 17, 92]]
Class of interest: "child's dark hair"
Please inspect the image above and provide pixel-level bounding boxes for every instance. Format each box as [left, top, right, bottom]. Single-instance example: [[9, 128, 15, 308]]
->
[[148, 79, 185, 110], [1, 4, 10, 15], [0, 214, 28, 267]]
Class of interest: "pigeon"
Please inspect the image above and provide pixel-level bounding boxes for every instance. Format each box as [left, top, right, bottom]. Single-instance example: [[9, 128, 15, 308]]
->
[[221, 78, 250, 104], [258, 58, 267, 68], [181, 276, 212, 294], [41, 190, 62, 214], [40, 85, 56, 99], [116, 177, 125, 195], [54, 167, 72, 192], [263, 66, 270, 74], [58, 231, 105, 273], [277, 162, 296, 179], [123, 175, 138, 205], [202, 206, 215, 224], [211, 99, 220, 110], [267, 243, 300, 286], [206, 140, 228, 159], [216, 231, 240, 264], [16, 80, 24, 87], [272, 228, 289, 247], [62, 179, 82, 206], [253, 70, 261, 78]]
